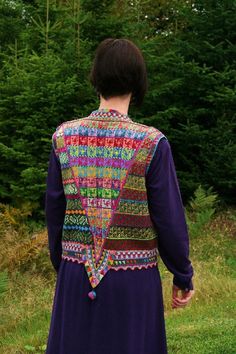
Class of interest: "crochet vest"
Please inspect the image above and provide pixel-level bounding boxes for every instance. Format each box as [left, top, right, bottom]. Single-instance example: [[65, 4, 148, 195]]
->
[[52, 109, 166, 290]]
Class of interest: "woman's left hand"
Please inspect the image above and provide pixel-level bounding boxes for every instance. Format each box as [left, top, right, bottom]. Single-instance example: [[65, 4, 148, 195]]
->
[[172, 284, 195, 309]]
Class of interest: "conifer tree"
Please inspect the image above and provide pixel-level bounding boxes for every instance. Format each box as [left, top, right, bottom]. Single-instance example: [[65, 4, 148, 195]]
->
[[0, 0, 235, 216]]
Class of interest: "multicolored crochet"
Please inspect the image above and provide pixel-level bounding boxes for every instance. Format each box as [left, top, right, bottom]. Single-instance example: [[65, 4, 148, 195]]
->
[[52, 108, 166, 289]]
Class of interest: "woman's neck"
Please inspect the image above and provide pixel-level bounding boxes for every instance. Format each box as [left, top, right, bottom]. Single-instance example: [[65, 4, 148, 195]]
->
[[98, 94, 132, 115]]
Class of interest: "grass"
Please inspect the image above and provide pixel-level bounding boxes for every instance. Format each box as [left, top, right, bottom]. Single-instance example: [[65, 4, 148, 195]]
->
[[165, 299, 236, 354], [0, 208, 235, 353]]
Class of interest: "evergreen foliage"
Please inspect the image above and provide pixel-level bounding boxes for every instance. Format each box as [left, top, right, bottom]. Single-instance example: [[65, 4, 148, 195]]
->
[[0, 0, 235, 217], [134, 1, 236, 204]]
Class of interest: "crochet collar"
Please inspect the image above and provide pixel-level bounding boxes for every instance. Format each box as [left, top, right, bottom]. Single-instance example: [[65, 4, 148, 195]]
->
[[86, 108, 133, 123]]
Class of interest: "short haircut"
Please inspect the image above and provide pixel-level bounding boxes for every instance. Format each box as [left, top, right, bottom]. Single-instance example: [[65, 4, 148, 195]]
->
[[89, 38, 148, 107]]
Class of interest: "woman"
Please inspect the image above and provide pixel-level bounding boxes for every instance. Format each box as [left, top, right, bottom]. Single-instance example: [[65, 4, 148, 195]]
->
[[45, 38, 194, 354]]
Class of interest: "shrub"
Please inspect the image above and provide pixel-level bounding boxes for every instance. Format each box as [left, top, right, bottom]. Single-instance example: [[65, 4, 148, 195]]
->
[[0, 203, 52, 277]]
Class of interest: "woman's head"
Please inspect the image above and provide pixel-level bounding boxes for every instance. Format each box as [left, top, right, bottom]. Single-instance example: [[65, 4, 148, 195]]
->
[[89, 38, 148, 107]]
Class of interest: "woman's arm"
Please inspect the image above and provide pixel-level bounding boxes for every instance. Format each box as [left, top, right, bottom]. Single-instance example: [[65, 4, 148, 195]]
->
[[45, 147, 66, 273], [146, 137, 194, 291]]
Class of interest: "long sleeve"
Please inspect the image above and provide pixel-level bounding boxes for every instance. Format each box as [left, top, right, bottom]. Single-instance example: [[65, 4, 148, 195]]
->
[[45, 147, 66, 273], [145, 137, 194, 291]]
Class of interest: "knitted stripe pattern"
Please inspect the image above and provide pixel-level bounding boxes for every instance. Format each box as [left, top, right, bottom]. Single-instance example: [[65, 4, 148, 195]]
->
[[53, 109, 166, 288]]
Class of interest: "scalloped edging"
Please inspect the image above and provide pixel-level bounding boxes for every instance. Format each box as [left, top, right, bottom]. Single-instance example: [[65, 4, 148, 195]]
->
[[61, 255, 158, 272]]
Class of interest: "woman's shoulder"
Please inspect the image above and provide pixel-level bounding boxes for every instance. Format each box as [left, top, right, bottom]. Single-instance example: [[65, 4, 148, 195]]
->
[[55, 116, 84, 130], [52, 117, 168, 144], [129, 120, 167, 139]]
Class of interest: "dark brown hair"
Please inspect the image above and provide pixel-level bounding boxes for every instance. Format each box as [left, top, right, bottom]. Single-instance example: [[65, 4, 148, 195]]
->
[[89, 38, 148, 107]]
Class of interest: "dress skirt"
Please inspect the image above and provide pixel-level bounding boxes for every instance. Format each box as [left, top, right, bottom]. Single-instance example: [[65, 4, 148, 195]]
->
[[45, 259, 168, 354]]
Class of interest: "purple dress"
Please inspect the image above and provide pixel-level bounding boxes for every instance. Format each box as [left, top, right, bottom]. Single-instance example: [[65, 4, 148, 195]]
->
[[45, 137, 194, 354]]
